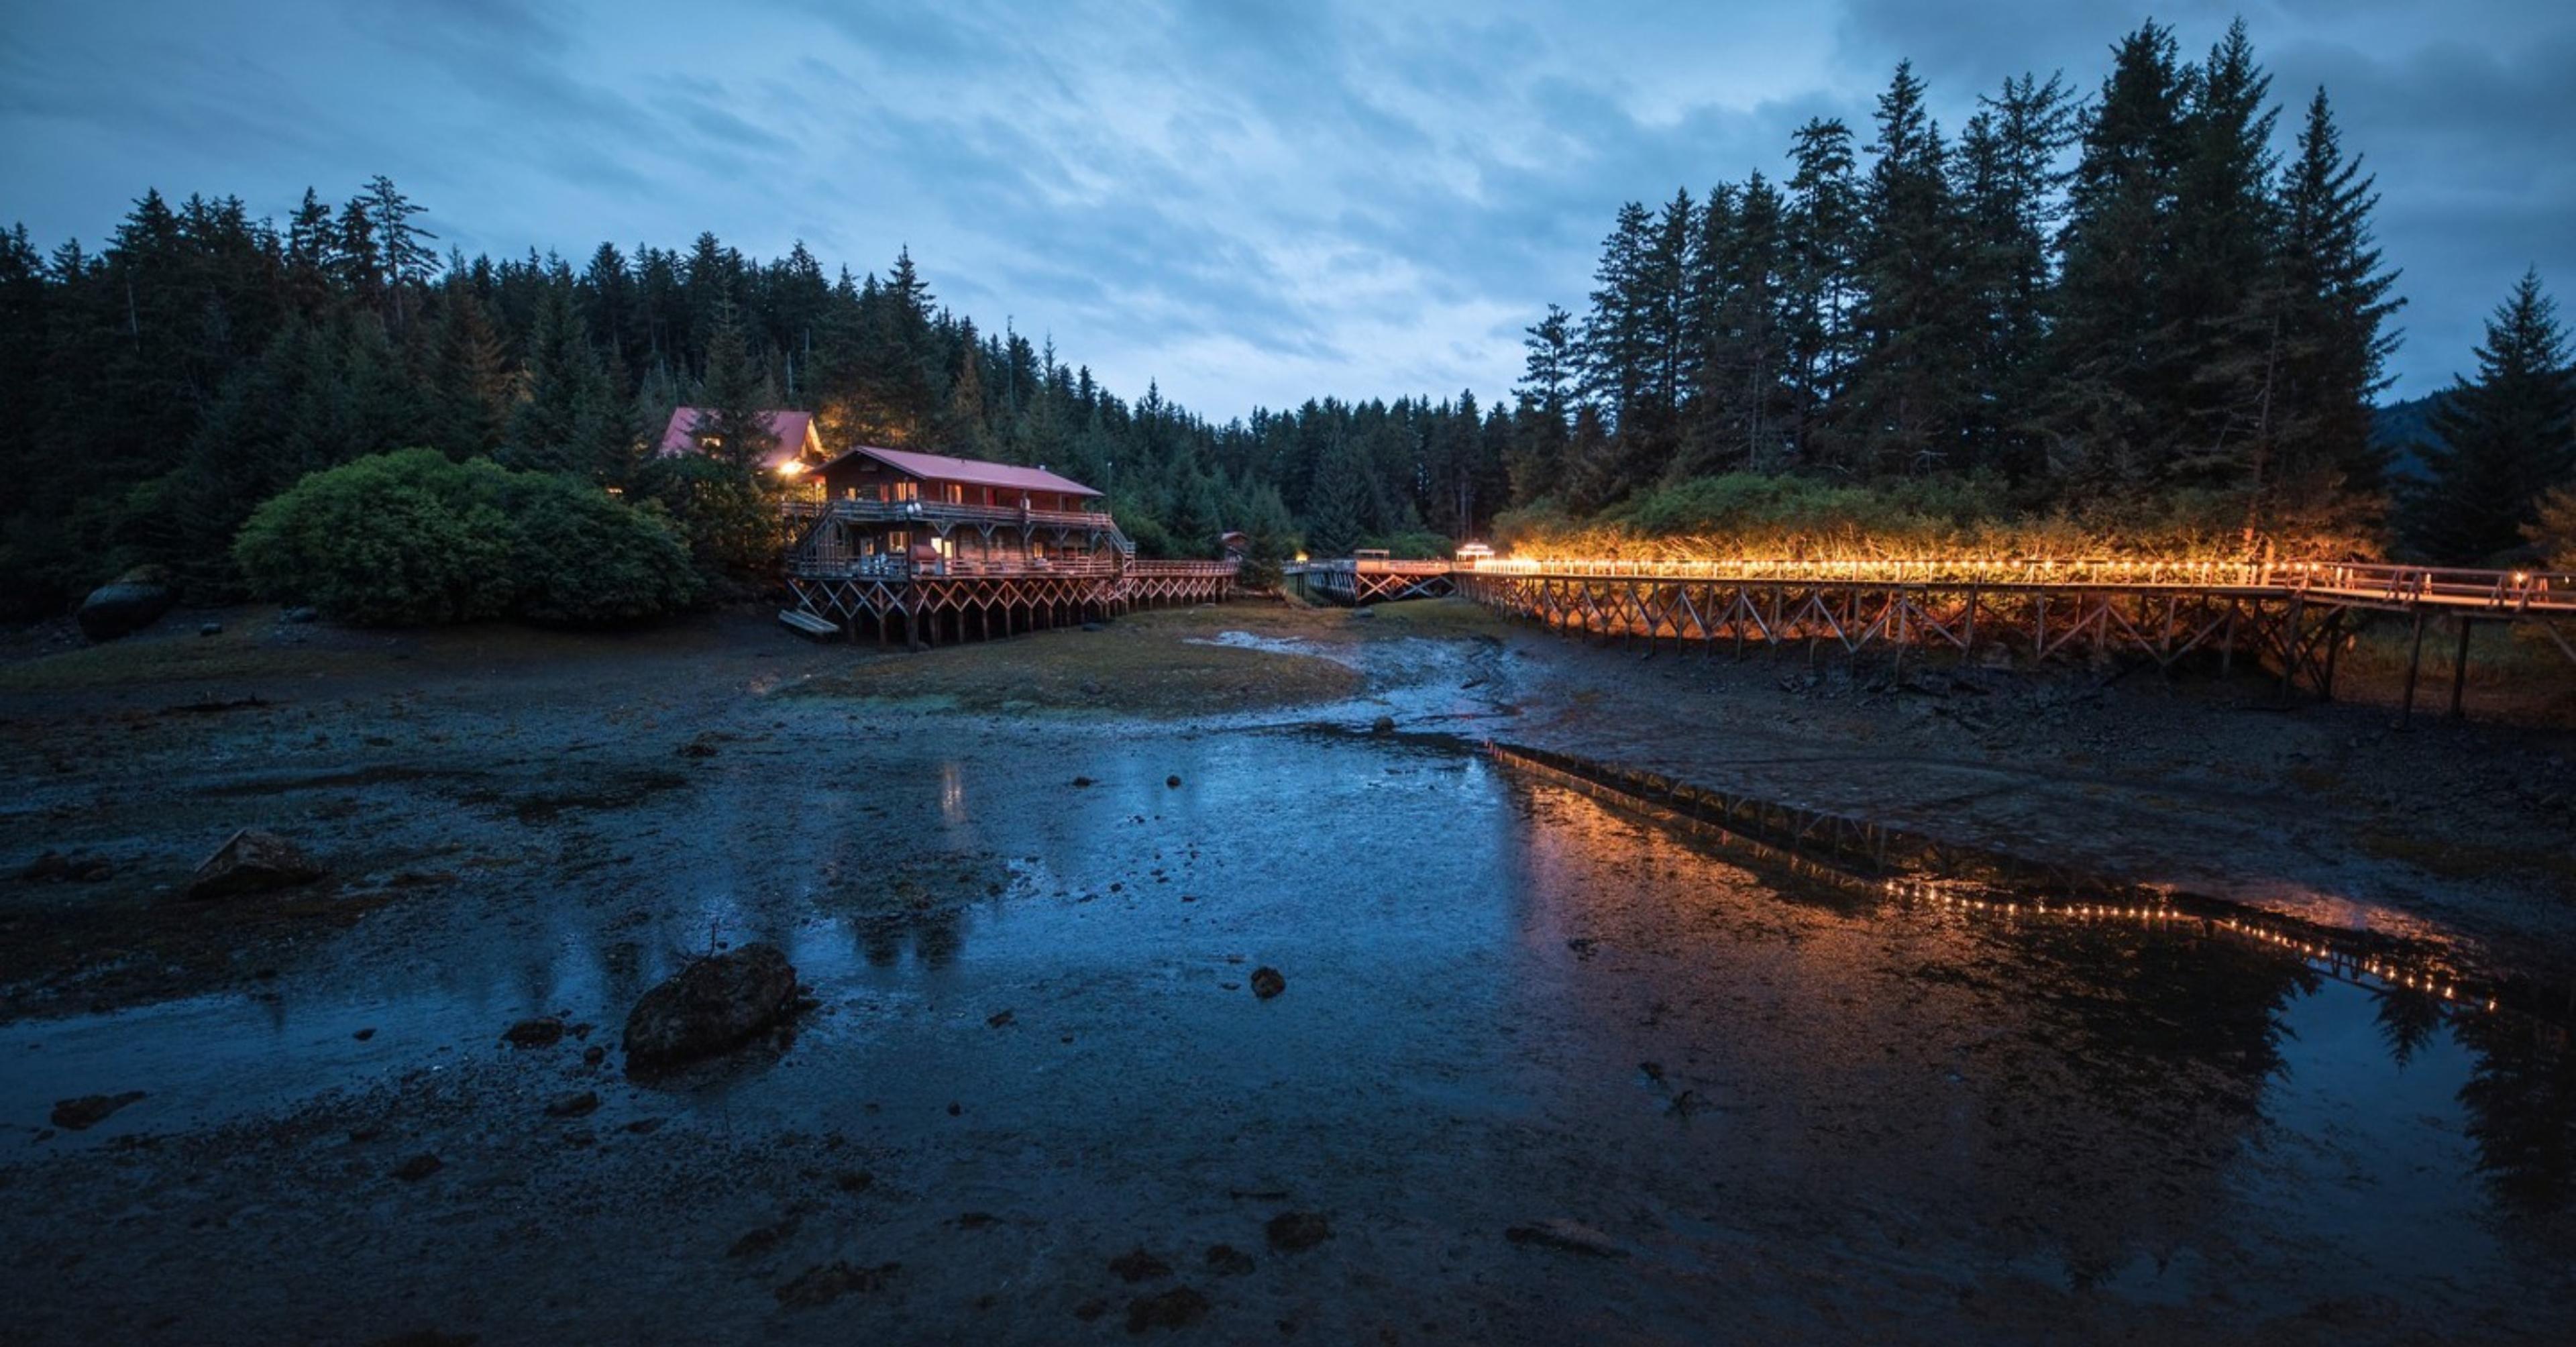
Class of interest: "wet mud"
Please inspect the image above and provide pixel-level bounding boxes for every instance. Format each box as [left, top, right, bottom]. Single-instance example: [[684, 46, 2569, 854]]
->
[[1, 604, 2571, 1343]]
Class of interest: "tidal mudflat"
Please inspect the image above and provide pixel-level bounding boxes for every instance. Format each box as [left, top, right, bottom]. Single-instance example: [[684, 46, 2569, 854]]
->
[[3, 602, 2571, 1343]]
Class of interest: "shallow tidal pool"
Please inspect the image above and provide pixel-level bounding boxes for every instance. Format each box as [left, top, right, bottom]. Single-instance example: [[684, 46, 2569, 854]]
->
[[6, 719, 2573, 1342]]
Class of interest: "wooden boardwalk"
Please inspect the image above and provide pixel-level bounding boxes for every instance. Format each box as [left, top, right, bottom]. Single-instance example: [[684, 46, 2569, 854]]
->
[[1448, 557, 2573, 719]]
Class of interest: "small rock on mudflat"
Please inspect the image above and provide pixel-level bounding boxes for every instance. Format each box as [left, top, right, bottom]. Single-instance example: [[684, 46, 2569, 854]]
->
[[1249, 967, 1286, 1000], [1266, 1211, 1331, 1252], [1165, 775, 1182, 788], [1371, 715, 1395, 734], [775, 1260, 900, 1309], [393, 1153, 443, 1182], [543, 1090, 599, 1118], [623, 942, 801, 1073], [502, 1018, 565, 1049], [1505, 1218, 1628, 1258], [189, 828, 325, 900], [1108, 1248, 1172, 1283], [1204, 1244, 1256, 1275], [50, 1091, 144, 1130], [1126, 1287, 1210, 1333]]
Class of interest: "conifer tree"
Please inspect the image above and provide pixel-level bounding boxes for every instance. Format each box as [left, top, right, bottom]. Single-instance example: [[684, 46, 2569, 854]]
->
[[1509, 305, 1576, 504], [423, 284, 511, 460], [1782, 119, 1860, 468], [1845, 61, 1970, 475], [2265, 87, 2401, 513], [2046, 23, 2189, 487], [507, 282, 625, 479], [694, 291, 773, 472], [2411, 272, 2576, 562], [2165, 21, 2282, 486], [1953, 73, 2074, 479], [362, 176, 441, 335]]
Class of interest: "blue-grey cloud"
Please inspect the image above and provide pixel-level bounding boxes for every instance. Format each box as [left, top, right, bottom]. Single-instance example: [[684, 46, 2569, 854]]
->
[[2, 0, 2566, 413]]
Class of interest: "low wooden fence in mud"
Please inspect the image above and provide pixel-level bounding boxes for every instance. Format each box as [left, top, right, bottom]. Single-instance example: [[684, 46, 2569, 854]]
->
[[1456, 559, 2576, 720], [1484, 740, 2571, 1026]]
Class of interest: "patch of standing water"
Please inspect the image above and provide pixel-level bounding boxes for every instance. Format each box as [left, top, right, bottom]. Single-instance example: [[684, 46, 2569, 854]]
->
[[5, 722, 2569, 1318]]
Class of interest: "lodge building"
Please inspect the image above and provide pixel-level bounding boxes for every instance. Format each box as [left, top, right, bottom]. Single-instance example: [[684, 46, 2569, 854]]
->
[[773, 439, 1236, 644]]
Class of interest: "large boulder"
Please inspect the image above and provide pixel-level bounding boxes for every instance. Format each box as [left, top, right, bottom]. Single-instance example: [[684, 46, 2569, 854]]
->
[[189, 828, 327, 900], [623, 943, 802, 1073], [76, 577, 175, 641]]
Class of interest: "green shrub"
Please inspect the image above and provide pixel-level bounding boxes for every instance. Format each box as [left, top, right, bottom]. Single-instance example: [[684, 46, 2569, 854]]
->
[[506, 475, 702, 625], [235, 449, 518, 625], [235, 449, 700, 627]]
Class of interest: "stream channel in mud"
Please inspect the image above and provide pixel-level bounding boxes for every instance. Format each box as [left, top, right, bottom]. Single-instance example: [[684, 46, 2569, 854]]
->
[[5, 706, 2574, 1341]]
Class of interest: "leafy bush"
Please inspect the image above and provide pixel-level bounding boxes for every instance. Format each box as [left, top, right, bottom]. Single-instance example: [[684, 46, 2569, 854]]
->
[[234, 449, 518, 625], [235, 449, 699, 627], [506, 475, 702, 625]]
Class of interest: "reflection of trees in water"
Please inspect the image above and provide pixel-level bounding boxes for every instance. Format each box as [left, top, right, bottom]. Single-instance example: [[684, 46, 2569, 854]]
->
[[2374, 986, 2450, 1071], [2451, 1011, 2576, 1218], [2007, 922, 2314, 1124], [1962, 922, 2316, 1286]]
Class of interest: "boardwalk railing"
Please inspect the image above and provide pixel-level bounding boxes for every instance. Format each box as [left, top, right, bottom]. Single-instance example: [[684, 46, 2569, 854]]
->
[[1448, 553, 2576, 720], [1460, 556, 2575, 613]]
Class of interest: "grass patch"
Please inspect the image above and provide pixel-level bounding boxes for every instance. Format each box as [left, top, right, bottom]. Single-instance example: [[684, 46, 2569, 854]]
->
[[784, 605, 1367, 716], [1356, 596, 1509, 637], [0, 622, 372, 695], [2356, 828, 2576, 892]]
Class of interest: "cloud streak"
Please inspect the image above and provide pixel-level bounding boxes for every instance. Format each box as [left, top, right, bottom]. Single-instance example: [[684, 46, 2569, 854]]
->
[[2, 0, 2567, 412]]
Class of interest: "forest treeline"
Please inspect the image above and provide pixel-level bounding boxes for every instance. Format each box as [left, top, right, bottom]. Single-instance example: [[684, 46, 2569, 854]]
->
[[3, 17, 2571, 625], [1505, 19, 2570, 566]]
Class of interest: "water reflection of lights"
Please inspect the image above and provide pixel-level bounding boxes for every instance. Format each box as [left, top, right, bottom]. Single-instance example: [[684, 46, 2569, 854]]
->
[[1491, 739, 2548, 1024], [939, 761, 967, 825], [1884, 877, 2499, 1014]]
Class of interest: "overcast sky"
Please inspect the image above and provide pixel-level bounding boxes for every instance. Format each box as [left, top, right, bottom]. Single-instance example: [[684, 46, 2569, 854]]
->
[[4, 1, 2569, 417]]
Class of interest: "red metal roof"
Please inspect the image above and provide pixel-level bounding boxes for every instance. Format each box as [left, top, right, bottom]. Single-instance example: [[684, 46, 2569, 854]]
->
[[816, 444, 1102, 498], [656, 409, 816, 472]]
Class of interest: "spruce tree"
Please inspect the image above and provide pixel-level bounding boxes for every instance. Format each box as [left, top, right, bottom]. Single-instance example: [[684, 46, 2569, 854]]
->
[[2411, 271, 2576, 563], [362, 176, 441, 335], [1510, 305, 1576, 504], [423, 285, 511, 460], [1579, 203, 1656, 435], [507, 282, 624, 479], [2047, 22, 2188, 488], [2265, 87, 2401, 514], [2165, 20, 2282, 487], [695, 292, 773, 472], [1953, 73, 2074, 480], [1782, 119, 1860, 469], [1717, 172, 1792, 472], [1845, 61, 1971, 476]]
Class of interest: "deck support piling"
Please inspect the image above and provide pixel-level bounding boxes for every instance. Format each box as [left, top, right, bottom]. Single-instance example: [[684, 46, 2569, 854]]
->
[[2451, 618, 2474, 720], [2400, 609, 2428, 726]]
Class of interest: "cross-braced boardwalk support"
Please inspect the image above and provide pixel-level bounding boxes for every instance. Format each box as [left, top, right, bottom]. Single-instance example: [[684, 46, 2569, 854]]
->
[[786, 561, 1235, 648], [1285, 559, 1458, 606], [1456, 559, 2576, 704]]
